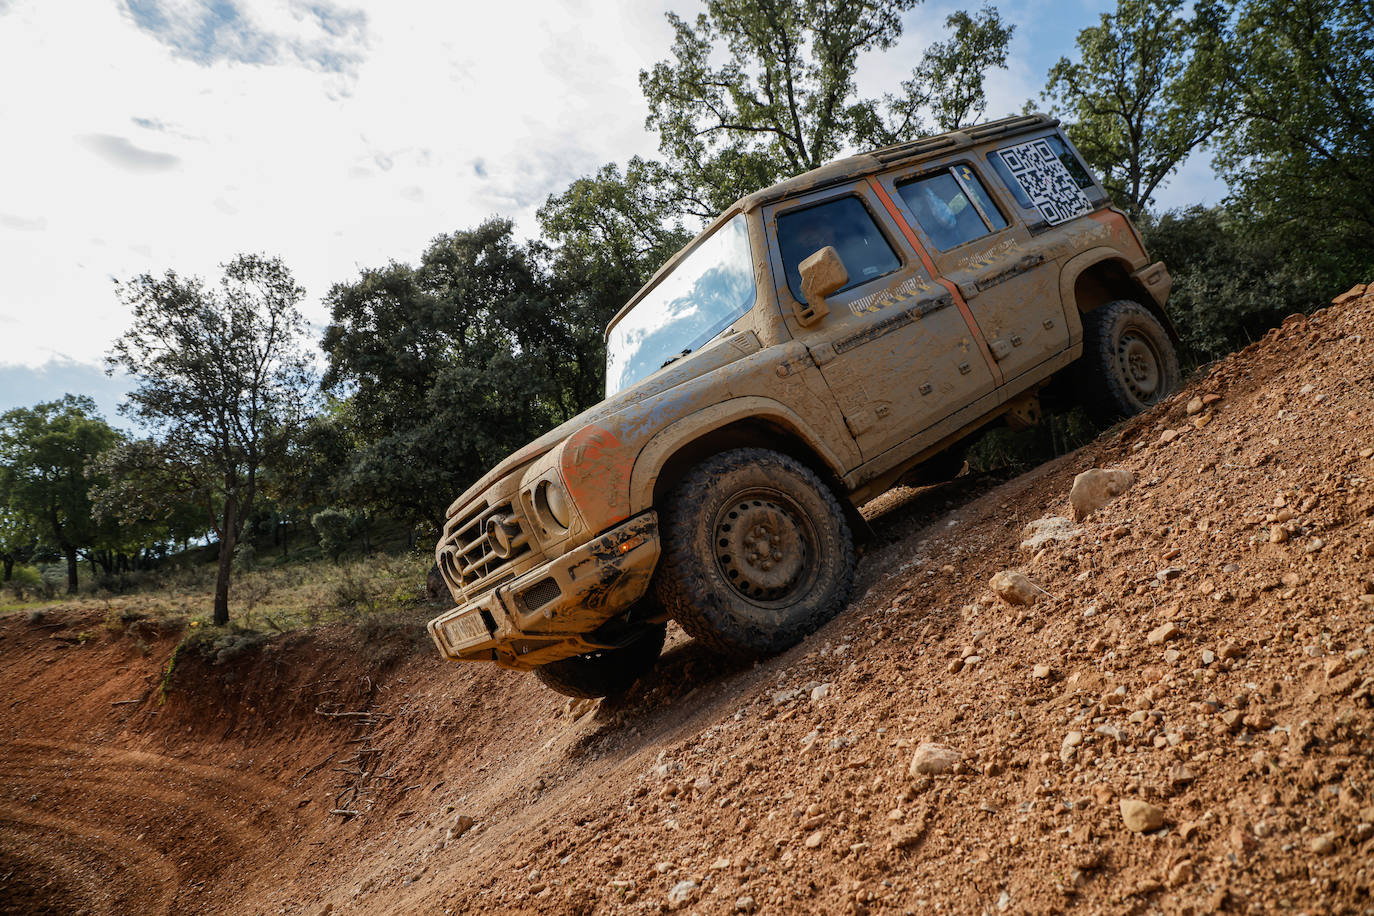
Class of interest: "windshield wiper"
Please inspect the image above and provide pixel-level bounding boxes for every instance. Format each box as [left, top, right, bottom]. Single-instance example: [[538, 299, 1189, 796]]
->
[[659, 348, 693, 369]]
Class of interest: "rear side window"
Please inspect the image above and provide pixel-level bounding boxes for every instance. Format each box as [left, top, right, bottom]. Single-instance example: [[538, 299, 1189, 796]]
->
[[896, 165, 1007, 252], [989, 135, 1096, 224], [776, 196, 900, 303]]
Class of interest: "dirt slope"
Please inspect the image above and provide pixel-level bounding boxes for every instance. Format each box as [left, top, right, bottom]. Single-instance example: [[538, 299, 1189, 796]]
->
[[2, 286, 1372, 916]]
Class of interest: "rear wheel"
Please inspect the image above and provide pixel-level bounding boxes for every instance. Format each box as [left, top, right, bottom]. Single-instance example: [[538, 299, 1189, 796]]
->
[[1080, 299, 1181, 421], [533, 623, 666, 699], [654, 448, 854, 658]]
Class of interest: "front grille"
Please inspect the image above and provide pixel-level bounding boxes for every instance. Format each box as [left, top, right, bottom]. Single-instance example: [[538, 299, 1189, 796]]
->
[[438, 497, 533, 598]]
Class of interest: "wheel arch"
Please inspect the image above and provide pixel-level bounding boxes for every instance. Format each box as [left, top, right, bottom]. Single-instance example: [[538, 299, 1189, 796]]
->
[[628, 398, 863, 534], [1061, 249, 1181, 346]]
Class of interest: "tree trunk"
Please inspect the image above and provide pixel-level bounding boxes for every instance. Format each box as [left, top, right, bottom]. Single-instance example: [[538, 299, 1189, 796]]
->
[[2, 556, 12, 581], [65, 546, 78, 594], [212, 497, 238, 626]]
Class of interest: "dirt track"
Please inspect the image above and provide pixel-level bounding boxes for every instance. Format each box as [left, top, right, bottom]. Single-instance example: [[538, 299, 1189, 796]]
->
[[2, 286, 1372, 915]]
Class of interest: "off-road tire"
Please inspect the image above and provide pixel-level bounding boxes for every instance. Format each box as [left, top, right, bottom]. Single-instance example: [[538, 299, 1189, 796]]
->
[[533, 623, 666, 699], [1081, 299, 1181, 422], [654, 448, 855, 658]]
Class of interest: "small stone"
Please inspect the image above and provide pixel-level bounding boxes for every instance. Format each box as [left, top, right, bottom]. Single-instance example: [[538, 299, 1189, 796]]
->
[[1163, 648, 1181, 664], [1186, 397, 1204, 415], [1242, 712, 1273, 730], [1063, 730, 1084, 748], [1270, 526, 1289, 544], [451, 815, 475, 839], [990, 570, 1040, 606], [1128, 710, 1149, 724], [1120, 798, 1166, 833], [1305, 537, 1325, 554], [908, 743, 962, 776], [1069, 468, 1134, 521], [804, 830, 824, 849], [1148, 623, 1181, 645], [1201, 649, 1216, 665], [1360, 447, 1374, 460], [1160, 429, 1179, 444], [711, 856, 731, 870], [1309, 833, 1336, 855], [1032, 664, 1052, 679], [735, 896, 757, 914], [1167, 859, 1194, 887], [667, 880, 698, 908], [1220, 710, 1244, 731], [1202, 393, 1223, 406], [810, 683, 832, 702], [964, 654, 983, 666], [947, 658, 964, 674], [1156, 567, 1183, 581], [1218, 642, 1243, 660]]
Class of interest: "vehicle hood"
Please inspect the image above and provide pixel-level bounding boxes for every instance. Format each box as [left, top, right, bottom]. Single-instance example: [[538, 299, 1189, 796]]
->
[[445, 332, 756, 518]]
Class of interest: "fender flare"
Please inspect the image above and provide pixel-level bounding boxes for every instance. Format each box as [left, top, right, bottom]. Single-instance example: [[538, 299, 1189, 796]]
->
[[1058, 246, 1143, 344], [627, 396, 854, 515]]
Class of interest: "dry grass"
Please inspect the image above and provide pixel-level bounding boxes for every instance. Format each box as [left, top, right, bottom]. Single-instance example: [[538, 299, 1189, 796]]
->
[[0, 549, 439, 637]]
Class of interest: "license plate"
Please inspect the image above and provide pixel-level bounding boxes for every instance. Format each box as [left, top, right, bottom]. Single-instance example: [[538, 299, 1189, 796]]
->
[[444, 610, 491, 649]]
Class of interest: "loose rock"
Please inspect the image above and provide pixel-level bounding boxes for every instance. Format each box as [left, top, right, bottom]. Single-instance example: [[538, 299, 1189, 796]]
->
[[1148, 623, 1181, 645], [990, 570, 1040, 606], [1120, 799, 1166, 833], [908, 743, 962, 776], [1069, 468, 1134, 521]]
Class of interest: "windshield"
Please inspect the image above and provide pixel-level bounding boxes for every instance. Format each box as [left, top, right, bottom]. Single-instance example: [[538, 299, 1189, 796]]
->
[[605, 214, 755, 396]]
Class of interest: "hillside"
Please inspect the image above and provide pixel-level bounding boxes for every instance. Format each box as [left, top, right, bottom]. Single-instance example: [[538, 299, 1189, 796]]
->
[[2, 285, 1372, 916]]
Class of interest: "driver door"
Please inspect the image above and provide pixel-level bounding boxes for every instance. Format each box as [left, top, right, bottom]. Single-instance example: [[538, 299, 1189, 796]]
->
[[764, 184, 998, 462]]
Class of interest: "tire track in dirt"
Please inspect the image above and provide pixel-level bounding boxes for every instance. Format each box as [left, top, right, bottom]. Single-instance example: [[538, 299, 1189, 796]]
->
[[0, 738, 302, 915]]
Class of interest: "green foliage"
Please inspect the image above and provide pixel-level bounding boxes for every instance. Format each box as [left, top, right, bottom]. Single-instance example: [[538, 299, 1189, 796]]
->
[[857, 4, 1015, 144], [0, 395, 121, 593], [1045, 0, 1228, 218], [1141, 207, 1329, 360], [640, 0, 1015, 215], [109, 254, 316, 625], [311, 508, 353, 563], [321, 220, 584, 527], [1211, 0, 1374, 285]]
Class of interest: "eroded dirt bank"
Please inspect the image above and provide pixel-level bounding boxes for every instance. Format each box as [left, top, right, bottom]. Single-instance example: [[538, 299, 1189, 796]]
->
[[2, 287, 1373, 916]]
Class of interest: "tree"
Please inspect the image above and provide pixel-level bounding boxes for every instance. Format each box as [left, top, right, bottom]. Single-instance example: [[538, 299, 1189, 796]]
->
[[109, 254, 314, 625], [857, 4, 1015, 144], [322, 220, 574, 529], [1140, 206, 1325, 359], [1044, 0, 1228, 218], [0, 489, 37, 582], [639, 0, 1015, 216], [0, 396, 120, 592], [1211, 0, 1374, 282]]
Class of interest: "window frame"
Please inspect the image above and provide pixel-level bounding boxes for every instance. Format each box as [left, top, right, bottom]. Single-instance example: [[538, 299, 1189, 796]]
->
[[764, 183, 913, 318], [884, 159, 1014, 254]]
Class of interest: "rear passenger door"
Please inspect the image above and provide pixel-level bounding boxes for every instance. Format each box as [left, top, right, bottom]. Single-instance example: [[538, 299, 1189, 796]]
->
[[876, 160, 1071, 389], [764, 183, 998, 462]]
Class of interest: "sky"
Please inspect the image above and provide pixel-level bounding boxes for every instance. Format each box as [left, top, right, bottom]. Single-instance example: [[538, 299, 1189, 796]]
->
[[0, 0, 1224, 422]]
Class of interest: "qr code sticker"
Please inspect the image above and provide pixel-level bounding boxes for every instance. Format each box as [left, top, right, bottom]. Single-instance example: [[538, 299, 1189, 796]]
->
[[998, 139, 1092, 225]]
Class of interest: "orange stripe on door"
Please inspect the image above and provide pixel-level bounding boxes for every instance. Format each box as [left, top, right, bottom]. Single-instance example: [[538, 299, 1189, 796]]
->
[[867, 177, 1003, 387]]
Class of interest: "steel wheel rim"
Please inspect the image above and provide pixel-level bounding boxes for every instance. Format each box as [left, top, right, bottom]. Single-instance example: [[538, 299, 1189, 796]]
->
[[712, 486, 819, 608], [1117, 329, 1163, 403]]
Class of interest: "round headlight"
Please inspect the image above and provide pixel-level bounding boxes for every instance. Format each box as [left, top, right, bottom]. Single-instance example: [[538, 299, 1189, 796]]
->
[[538, 479, 572, 530]]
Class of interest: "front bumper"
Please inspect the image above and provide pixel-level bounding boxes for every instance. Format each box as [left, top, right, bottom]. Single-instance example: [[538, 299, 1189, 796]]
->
[[426, 512, 661, 671]]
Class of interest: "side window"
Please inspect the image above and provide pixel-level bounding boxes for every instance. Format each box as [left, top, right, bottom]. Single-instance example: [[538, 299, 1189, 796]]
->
[[776, 196, 900, 304], [988, 135, 1099, 223], [896, 166, 1007, 252]]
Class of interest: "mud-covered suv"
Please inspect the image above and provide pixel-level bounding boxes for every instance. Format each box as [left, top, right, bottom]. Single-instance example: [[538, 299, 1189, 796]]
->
[[428, 114, 1179, 697]]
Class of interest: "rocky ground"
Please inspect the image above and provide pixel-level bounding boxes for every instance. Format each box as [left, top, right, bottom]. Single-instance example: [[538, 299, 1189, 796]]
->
[[2, 286, 1371, 916]]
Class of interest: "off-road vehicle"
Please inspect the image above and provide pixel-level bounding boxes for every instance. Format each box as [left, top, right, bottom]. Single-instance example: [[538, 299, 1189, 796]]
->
[[427, 114, 1179, 697]]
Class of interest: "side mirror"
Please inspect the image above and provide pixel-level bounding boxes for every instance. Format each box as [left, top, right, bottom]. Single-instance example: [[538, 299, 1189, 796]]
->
[[796, 246, 847, 327]]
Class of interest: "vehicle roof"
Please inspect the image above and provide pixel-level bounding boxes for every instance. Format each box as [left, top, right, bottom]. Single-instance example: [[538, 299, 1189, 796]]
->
[[605, 113, 1060, 339]]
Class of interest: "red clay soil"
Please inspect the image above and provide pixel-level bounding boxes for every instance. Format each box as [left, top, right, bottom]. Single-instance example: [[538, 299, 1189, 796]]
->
[[2, 286, 1372, 916]]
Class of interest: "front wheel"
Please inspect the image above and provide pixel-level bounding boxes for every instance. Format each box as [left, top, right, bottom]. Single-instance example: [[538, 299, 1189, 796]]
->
[[654, 448, 855, 658], [533, 623, 666, 698], [1080, 299, 1181, 422]]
